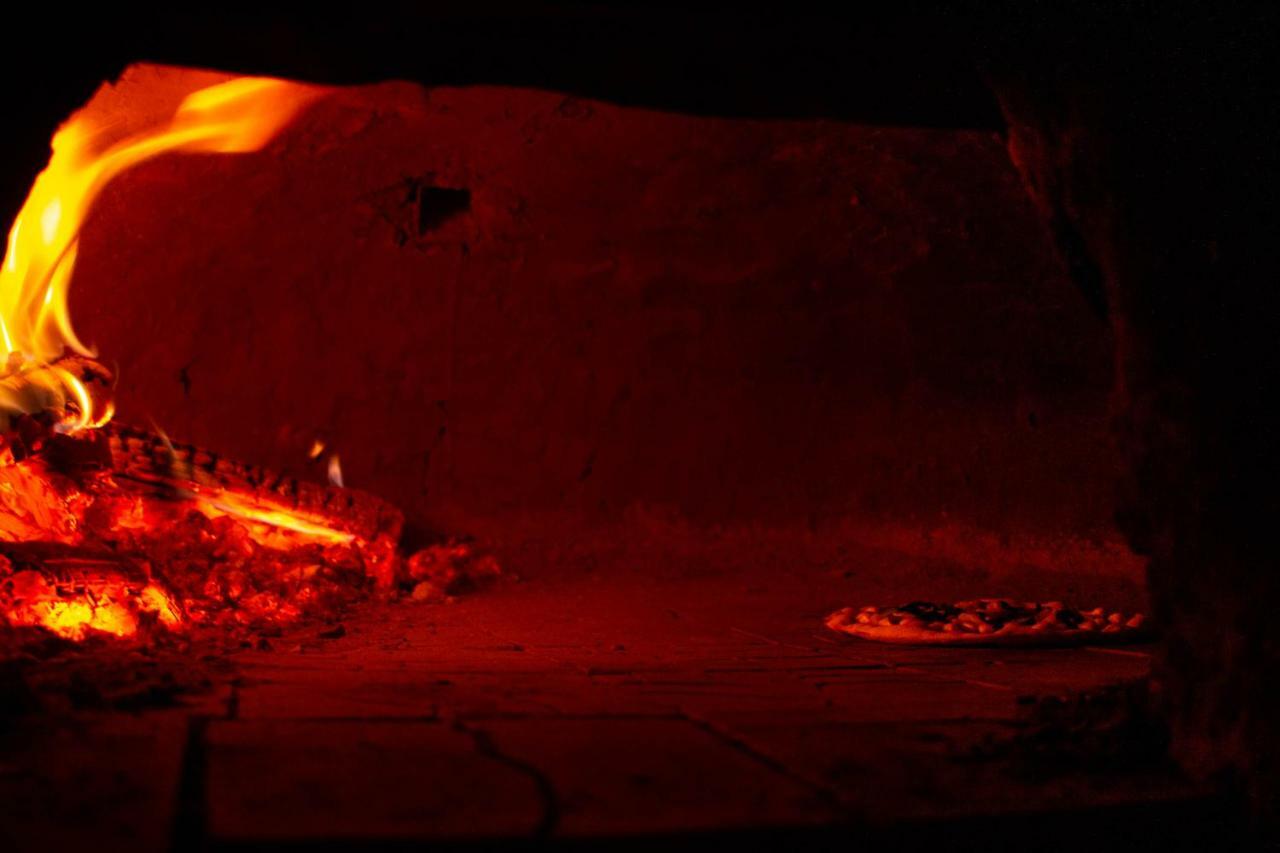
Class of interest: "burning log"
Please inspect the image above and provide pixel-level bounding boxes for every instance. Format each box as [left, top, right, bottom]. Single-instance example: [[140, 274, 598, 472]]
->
[[2, 417, 423, 645], [0, 354, 115, 461], [104, 423, 402, 549], [3, 402, 500, 648], [2, 407, 502, 649]]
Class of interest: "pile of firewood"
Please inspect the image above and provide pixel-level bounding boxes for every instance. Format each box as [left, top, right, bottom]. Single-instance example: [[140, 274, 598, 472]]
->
[[1, 358, 497, 648]]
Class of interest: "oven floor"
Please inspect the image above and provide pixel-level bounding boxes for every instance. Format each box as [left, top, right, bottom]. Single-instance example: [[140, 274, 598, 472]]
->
[[1, 541, 1229, 851]]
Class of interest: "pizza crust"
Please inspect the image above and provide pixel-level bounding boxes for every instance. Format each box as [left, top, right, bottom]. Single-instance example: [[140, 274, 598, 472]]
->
[[825, 599, 1152, 647]]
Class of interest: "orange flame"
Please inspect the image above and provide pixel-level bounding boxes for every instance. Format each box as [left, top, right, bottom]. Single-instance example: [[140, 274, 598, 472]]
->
[[0, 76, 323, 433]]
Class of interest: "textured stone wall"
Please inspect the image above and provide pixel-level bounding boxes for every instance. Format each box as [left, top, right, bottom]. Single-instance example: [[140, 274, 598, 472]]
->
[[66, 65, 1123, 569]]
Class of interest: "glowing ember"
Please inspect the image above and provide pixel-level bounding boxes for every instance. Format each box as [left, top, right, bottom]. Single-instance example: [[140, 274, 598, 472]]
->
[[0, 556, 182, 641]]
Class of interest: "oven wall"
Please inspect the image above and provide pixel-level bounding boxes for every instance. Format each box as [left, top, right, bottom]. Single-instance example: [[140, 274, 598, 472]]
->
[[71, 65, 1128, 575]]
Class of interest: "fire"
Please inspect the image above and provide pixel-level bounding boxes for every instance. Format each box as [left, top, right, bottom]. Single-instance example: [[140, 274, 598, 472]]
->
[[0, 75, 323, 434], [0, 72, 335, 643], [0, 71, 495, 650]]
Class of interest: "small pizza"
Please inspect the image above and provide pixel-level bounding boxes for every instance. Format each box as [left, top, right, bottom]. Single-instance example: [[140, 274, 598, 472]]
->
[[825, 599, 1150, 646]]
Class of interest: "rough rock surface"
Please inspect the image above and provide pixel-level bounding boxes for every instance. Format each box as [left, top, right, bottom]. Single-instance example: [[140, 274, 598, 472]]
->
[[65, 65, 1126, 579]]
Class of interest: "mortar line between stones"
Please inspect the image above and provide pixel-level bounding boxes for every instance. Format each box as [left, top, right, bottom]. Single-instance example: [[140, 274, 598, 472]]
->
[[454, 718, 561, 839], [226, 679, 240, 720], [681, 711, 847, 818], [169, 715, 211, 853]]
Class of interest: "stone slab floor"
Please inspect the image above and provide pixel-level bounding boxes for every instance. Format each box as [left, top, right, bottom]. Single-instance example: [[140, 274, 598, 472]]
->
[[0, 539, 1239, 851]]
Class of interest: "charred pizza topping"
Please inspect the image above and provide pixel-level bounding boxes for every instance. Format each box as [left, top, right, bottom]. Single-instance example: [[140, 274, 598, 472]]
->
[[898, 601, 962, 622]]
